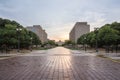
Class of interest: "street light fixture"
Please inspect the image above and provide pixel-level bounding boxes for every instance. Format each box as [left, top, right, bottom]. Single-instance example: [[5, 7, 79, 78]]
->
[[16, 28, 22, 52], [94, 27, 99, 53], [84, 37, 87, 51], [30, 37, 33, 51]]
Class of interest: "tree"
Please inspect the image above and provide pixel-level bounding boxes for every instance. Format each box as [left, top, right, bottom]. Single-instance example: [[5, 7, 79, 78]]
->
[[110, 22, 120, 45], [77, 34, 86, 45], [47, 40, 56, 45], [85, 32, 96, 47], [64, 40, 74, 45], [29, 31, 41, 46], [77, 22, 120, 49], [111, 22, 120, 32], [98, 25, 119, 46], [0, 18, 41, 51]]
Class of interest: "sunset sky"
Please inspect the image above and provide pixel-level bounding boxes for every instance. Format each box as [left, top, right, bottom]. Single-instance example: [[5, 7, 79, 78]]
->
[[0, 0, 120, 41]]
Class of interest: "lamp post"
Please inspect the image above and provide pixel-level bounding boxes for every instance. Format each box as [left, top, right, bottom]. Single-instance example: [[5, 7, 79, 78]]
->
[[84, 37, 87, 51], [115, 39, 118, 53], [16, 28, 22, 52], [94, 27, 99, 53], [30, 37, 33, 51]]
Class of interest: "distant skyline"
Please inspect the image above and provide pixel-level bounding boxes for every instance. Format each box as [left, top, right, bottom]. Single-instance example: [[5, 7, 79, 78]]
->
[[0, 0, 120, 41]]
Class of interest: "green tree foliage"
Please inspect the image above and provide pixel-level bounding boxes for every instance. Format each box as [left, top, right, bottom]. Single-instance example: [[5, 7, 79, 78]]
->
[[29, 31, 41, 46], [77, 32, 96, 47], [63, 40, 75, 46], [0, 18, 41, 50], [77, 34, 86, 45], [111, 22, 120, 33], [77, 22, 120, 47], [110, 22, 120, 44], [47, 40, 56, 45], [98, 26, 119, 46]]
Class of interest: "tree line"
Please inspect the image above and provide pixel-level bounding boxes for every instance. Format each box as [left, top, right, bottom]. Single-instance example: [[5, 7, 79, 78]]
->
[[77, 22, 120, 52], [0, 18, 41, 51]]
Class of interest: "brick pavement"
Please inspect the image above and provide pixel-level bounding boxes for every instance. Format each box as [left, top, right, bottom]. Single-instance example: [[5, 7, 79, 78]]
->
[[0, 47, 120, 80]]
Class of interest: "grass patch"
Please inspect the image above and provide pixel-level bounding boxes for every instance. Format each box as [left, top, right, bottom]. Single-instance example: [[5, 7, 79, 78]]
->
[[97, 54, 107, 58], [0, 56, 10, 58], [0, 56, 11, 59], [65, 47, 81, 50], [33, 47, 50, 50], [112, 59, 120, 63], [115, 59, 120, 62], [97, 54, 120, 63]]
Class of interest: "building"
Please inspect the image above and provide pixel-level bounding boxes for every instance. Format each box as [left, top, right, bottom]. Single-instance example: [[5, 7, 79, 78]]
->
[[56, 40, 64, 46], [26, 25, 48, 43], [69, 22, 90, 43]]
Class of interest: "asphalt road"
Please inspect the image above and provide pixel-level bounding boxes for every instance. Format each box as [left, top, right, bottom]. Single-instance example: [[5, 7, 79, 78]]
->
[[0, 47, 120, 80]]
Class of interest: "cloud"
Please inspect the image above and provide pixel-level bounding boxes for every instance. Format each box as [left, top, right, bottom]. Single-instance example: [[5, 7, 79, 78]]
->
[[80, 11, 107, 31], [0, 0, 120, 41]]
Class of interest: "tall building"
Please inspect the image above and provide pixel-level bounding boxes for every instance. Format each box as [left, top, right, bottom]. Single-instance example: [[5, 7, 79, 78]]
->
[[69, 22, 90, 43], [26, 25, 48, 43]]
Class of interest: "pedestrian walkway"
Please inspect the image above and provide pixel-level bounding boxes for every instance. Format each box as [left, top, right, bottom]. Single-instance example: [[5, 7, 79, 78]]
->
[[79, 49, 120, 60], [0, 47, 120, 80]]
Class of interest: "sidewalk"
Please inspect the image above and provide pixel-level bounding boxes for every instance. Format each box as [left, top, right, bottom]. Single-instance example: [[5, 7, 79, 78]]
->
[[0, 50, 33, 60], [0, 50, 47, 57], [0, 52, 22, 56], [78, 48, 120, 60]]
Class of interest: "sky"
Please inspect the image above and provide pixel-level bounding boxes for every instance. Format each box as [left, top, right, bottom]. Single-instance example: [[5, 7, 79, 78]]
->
[[0, 0, 120, 41]]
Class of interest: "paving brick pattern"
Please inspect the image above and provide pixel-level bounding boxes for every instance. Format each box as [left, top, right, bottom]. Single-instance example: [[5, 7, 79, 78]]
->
[[0, 55, 120, 80]]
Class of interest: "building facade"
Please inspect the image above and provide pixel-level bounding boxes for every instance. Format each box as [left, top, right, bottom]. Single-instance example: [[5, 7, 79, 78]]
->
[[56, 40, 64, 46], [69, 22, 90, 43], [26, 25, 48, 43]]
